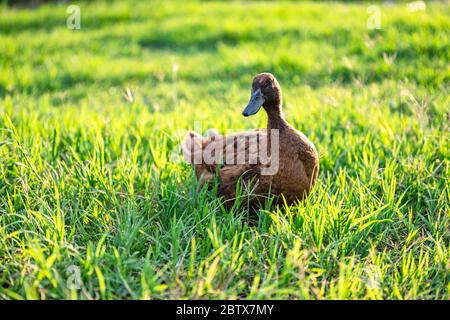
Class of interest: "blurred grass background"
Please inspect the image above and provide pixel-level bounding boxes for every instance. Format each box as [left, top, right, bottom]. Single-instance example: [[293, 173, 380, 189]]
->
[[0, 0, 449, 299]]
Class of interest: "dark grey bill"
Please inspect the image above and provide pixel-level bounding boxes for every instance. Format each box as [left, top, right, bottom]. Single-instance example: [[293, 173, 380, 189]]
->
[[242, 89, 266, 117]]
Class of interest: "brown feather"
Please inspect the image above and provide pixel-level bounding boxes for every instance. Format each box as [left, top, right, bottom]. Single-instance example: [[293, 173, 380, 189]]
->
[[182, 73, 319, 207]]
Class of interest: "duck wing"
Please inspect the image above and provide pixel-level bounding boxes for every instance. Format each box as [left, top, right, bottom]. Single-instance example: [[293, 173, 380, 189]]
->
[[182, 130, 266, 201]]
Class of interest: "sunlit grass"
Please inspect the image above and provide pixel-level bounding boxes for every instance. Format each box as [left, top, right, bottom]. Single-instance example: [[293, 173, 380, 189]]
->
[[0, 0, 448, 299]]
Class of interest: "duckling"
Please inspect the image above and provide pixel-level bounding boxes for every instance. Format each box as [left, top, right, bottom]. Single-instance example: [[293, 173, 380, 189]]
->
[[183, 73, 319, 206]]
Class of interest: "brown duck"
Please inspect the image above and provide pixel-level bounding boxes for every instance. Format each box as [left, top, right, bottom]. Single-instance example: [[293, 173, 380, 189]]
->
[[183, 73, 319, 206]]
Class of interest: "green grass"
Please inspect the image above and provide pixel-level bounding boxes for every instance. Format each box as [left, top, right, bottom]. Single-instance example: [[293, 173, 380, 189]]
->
[[0, 0, 449, 299]]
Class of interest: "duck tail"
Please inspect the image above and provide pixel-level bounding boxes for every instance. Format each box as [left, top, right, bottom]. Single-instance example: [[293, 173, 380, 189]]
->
[[181, 131, 204, 164]]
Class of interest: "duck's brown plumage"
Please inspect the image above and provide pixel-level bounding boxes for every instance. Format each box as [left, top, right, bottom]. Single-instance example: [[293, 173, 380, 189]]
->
[[183, 73, 319, 206]]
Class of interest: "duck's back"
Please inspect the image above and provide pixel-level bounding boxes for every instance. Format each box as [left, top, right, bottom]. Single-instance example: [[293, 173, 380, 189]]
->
[[182, 129, 267, 201], [183, 127, 319, 205]]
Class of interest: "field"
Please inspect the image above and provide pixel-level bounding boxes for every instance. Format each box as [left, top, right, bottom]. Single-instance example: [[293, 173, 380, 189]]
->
[[0, 0, 449, 299]]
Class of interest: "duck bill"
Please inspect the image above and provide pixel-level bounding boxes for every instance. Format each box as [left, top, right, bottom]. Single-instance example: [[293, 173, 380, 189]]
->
[[242, 89, 265, 117]]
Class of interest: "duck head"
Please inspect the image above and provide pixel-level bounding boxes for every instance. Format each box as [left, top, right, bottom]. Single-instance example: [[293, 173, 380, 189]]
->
[[242, 73, 282, 117]]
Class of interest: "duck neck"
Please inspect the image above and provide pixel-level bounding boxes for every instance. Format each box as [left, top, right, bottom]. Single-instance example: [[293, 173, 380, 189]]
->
[[266, 103, 288, 131]]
